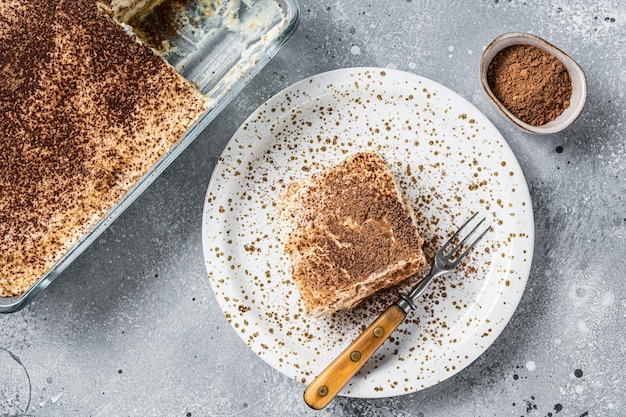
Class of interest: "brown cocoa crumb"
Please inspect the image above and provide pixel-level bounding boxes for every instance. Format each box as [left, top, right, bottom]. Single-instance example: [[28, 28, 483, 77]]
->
[[487, 44, 572, 126]]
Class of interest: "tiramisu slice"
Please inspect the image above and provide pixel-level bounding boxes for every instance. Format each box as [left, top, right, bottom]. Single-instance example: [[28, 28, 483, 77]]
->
[[277, 151, 427, 317], [0, 0, 207, 297]]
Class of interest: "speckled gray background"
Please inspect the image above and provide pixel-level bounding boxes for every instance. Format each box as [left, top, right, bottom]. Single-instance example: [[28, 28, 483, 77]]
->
[[1, 1, 625, 416]]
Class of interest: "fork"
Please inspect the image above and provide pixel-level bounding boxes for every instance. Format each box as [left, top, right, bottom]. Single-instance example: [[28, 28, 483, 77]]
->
[[303, 213, 490, 409]]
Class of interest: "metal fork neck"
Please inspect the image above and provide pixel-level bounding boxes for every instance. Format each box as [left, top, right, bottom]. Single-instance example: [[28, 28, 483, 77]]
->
[[397, 266, 449, 314]]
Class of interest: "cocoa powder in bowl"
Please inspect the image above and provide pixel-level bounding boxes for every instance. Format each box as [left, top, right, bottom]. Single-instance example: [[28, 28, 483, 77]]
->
[[486, 44, 572, 126]]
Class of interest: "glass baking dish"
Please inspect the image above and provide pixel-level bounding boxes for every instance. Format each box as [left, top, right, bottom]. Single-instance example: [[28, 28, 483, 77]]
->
[[0, 0, 300, 313]]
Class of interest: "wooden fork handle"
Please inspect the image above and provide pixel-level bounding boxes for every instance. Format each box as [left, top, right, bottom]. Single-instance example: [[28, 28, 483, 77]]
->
[[303, 304, 407, 410]]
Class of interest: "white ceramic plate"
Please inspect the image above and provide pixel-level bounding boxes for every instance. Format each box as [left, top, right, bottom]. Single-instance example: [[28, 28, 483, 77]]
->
[[202, 68, 534, 398]]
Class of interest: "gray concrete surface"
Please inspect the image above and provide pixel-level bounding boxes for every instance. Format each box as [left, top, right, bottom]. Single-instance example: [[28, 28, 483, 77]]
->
[[1, 1, 625, 416]]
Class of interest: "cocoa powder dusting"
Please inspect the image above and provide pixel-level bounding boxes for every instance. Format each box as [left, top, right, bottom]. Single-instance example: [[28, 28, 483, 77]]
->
[[487, 44, 572, 126], [313, 153, 421, 287]]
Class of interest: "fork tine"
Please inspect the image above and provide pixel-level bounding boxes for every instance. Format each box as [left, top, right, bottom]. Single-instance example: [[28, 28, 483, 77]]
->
[[449, 217, 486, 256], [449, 223, 490, 267], [440, 212, 478, 255]]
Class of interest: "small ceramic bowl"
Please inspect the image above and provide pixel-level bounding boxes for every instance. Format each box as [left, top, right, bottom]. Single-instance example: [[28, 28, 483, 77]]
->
[[480, 32, 587, 135]]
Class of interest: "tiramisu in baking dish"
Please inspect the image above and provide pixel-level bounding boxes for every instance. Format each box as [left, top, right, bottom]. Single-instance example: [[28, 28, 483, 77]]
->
[[0, 0, 299, 303]]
